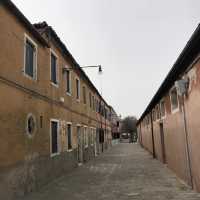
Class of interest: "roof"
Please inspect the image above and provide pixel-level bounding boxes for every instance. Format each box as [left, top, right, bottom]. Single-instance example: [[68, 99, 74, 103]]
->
[[2, 0, 49, 47], [34, 22, 110, 108], [137, 24, 200, 125]]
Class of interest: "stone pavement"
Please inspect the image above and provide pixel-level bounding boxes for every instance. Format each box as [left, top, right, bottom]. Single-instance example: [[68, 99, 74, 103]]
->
[[21, 144, 200, 200]]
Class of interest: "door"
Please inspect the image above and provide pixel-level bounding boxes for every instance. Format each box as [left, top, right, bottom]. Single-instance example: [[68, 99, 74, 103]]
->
[[77, 126, 83, 164], [160, 122, 166, 163]]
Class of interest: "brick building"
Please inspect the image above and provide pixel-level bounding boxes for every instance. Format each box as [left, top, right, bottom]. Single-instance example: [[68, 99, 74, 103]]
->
[[0, 1, 113, 198], [137, 24, 200, 192]]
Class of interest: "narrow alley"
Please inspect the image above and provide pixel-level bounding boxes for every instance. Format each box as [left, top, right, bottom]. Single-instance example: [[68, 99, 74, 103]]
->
[[20, 144, 200, 200]]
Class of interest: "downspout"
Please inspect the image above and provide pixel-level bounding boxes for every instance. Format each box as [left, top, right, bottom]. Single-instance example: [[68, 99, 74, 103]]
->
[[182, 95, 193, 188], [150, 112, 156, 159]]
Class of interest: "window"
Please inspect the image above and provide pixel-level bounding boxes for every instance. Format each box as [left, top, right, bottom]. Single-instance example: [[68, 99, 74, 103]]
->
[[160, 100, 166, 118], [147, 115, 150, 125], [97, 100, 100, 113], [50, 51, 58, 85], [50, 120, 59, 156], [90, 128, 93, 145], [105, 109, 107, 119], [152, 109, 156, 121], [156, 105, 160, 120], [66, 69, 71, 94], [89, 92, 92, 108], [83, 86, 86, 104], [24, 35, 37, 79], [67, 123, 72, 150], [95, 99, 98, 112], [76, 78, 80, 100], [91, 128, 95, 146], [170, 87, 179, 112], [84, 126, 88, 148], [92, 96, 95, 110], [26, 113, 36, 138]]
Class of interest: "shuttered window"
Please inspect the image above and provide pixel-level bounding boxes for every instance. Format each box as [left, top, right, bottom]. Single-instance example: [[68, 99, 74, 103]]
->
[[25, 37, 36, 79], [66, 70, 71, 94], [51, 52, 58, 85], [76, 79, 80, 100], [89, 92, 92, 108], [83, 86, 86, 104]]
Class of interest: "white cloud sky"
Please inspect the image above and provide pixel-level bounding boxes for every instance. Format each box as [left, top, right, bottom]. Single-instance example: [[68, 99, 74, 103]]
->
[[12, 0, 200, 118]]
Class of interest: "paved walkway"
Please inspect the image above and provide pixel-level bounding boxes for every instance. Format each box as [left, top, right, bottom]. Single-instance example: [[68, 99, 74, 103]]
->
[[22, 144, 200, 200]]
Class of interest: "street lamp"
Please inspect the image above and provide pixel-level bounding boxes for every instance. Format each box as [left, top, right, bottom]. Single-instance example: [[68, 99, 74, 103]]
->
[[63, 65, 102, 74], [80, 65, 102, 74]]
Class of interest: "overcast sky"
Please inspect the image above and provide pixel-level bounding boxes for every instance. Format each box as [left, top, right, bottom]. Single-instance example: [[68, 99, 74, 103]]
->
[[13, 0, 200, 118]]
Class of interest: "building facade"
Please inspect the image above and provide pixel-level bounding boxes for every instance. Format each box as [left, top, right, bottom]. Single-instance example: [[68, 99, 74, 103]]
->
[[137, 24, 200, 192], [110, 106, 121, 145], [0, 1, 112, 199]]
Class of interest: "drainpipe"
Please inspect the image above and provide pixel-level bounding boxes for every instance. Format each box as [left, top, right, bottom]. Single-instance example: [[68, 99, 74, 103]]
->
[[150, 112, 156, 159], [181, 95, 193, 188], [176, 79, 193, 188]]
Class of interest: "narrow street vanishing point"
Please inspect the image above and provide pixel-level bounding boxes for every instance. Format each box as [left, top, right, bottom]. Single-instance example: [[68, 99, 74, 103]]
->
[[21, 144, 200, 200]]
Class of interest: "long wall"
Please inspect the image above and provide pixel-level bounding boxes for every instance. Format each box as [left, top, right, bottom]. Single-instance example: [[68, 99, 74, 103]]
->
[[137, 55, 200, 192], [0, 3, 112, 199]]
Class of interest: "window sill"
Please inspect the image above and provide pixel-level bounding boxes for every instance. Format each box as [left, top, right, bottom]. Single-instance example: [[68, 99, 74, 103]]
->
[[24, 73, 37, 81], [66, 92, 71, 96], [50, 152, 60, 157], [51, 82, 59, 88], [67, 149, 73, 152], [171, 108, 179, 114], [161, 115, 166, 120]]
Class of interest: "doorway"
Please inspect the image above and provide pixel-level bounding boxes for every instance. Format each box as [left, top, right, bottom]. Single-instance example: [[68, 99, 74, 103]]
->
[[77, 126, 83, 164], [159, 122, 166, 164]]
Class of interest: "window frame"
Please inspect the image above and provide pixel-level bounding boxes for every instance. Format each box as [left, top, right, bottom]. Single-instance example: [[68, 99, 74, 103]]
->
[[160, 99, 166, 119], [170, 87, 179, 114], [65, 68, 71, 96], [50, 49, 59, 87], [84, 126, 88, 148], [92, 95, 95, 111], [24, 34, 37, 80], [66, 122, 73, 151], [89, 92, 92, 108], [50, 119, 60, 157], [155, 104, 161, 121], [83, 85, 87, 104], [75, 78, 80, 101], [26, 113, 37, 138], [90, 127, 95, 146]]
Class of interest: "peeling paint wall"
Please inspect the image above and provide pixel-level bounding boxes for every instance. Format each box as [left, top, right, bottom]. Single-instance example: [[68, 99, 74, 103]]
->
[[138, 55, 200, 192]]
